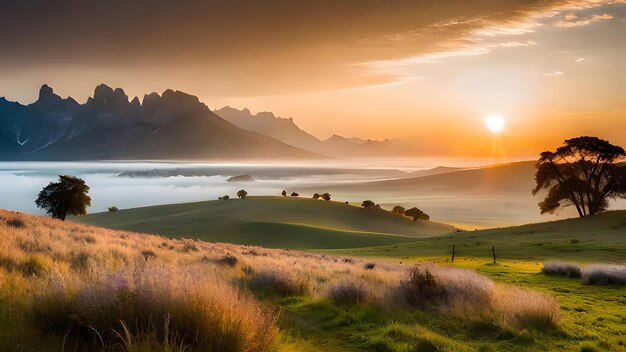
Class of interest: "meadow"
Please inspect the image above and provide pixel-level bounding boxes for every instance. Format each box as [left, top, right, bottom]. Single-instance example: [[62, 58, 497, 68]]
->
[[73, 196, 455, 249], [1, 207, 624, 351]]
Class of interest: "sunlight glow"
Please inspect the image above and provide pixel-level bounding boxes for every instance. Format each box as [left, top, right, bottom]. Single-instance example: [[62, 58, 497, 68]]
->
[[484, 115, 505, 134]]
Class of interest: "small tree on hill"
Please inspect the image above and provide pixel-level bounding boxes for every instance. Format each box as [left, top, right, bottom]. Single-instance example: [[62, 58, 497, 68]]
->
[[392, 205, 405, 215], [291, 192, 299, 197], [321, 193, 331, 201], [362, 200, 375, 209], [312, 193, 320, 199], [237, 189, 248, 199], [281, 190, 287, 196], [533, 136, 626, 217], [405, 207, 429, 222], [35, 175, 91, 221], [108, 206, 119, 213]]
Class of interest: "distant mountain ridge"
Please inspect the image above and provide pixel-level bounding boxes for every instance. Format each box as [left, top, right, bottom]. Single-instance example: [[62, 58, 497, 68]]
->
[[0, 85, 321, 160], [214, 106, 415, 157]]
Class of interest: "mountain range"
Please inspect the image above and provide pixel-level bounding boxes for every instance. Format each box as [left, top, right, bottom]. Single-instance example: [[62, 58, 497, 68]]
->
[[0, 85, 415, 161], [0, 85, 321, 160], [214, 106, 414, 157]]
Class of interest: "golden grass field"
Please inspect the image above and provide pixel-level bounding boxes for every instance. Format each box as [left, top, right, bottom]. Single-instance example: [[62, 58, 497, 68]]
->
[[0, 208, 580, 351]]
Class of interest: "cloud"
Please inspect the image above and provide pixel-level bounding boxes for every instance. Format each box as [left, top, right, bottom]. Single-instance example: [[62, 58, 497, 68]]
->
[[553, 12, 614, 27], [0, 0, 622, 95], [545, 71, 566, 77]]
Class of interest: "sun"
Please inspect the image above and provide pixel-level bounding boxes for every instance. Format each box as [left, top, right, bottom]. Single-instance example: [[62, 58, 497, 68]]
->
[[484, 115, 505, 134]]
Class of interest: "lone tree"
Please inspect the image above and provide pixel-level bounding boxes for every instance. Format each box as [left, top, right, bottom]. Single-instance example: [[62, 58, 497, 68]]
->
[[362, 200, 376, 209], [237, 189, 248, 199], [281, 190, 287, 196], [533, 136, 626, 217], [392, 205, 405, 215], [405, 207, 429, 222], [35, 175, 91, 221], [321, 193, 331, 201], [291, 192, 299, 197]]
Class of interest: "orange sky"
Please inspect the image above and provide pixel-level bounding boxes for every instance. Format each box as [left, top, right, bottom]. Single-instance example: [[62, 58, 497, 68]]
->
[[1, 0, 624, 158]]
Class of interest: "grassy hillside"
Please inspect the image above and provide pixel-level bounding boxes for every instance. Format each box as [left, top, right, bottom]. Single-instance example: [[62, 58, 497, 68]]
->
[[1, 210, 624, 352], [73, 196, 455, 249], [334, 210, 626, 262], [306, 161, 565, 228]]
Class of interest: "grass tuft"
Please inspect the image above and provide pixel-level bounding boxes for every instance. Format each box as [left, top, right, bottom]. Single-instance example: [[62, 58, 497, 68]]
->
[[542, 261, 582, 278], [328, 279, 371, 306], [582, 264, 626, 285]]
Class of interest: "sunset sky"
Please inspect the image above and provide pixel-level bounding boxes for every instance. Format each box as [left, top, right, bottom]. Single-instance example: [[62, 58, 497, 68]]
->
[[1, 0, 624, 158]]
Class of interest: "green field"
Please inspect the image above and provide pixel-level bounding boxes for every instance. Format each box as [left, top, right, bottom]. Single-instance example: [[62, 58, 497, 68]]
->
[[332, 210, 626, 262], [272, 211, 626, 351], [278, 258, 626, 352], [73, 196, 455, 249]]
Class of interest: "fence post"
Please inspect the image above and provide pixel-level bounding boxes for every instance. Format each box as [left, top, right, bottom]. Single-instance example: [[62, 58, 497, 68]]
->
[[451, 244, 455, 263], [492, 246, 496, 264]]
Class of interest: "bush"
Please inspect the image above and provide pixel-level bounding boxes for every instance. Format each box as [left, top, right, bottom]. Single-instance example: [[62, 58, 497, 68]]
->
[[249, 269, 308, 297], [4, 218, 26, 228], [141, 249, 157, 260], [542, 261, 582, 278], [401, 266, 443, 308], [582, 264, 626, 285], [328, 279, 371, 306], [365, 262, 376, 270], [108, 206, 119, 213], [216, 254, 238, 267]]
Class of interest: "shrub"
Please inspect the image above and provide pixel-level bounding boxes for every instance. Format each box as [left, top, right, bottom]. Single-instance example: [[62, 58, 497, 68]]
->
[[362, 200, 376, 209], [401, 266, 443, 308], [5, 218, 26, 228], [365, 262, 376, 270], [216, 254, 238, 267], [328, 279, 371, 306], [582, 264, 626, 285], [181, 241, 199, 252], [108, 206, 119, 213], [542, 261, 582, 278], [249, 269, 308, 297], [290, 192, 299, 197], [141, 249, 157, 260]]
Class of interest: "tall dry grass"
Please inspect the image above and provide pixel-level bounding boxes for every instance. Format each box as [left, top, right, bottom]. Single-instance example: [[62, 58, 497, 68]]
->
[[401, 263, 560, 330], [0, 209, 564, 350]]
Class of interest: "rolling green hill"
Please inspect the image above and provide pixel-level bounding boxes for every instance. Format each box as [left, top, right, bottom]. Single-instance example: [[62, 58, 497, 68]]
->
[[73, 196, 456, 249], [334, 210, 626, 262]]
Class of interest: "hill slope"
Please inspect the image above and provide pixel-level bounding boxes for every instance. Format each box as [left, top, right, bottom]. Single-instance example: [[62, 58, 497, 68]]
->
[[336, 210, 626, 262], [307, 161, 562, 228], [73, 196, 456, 249]]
